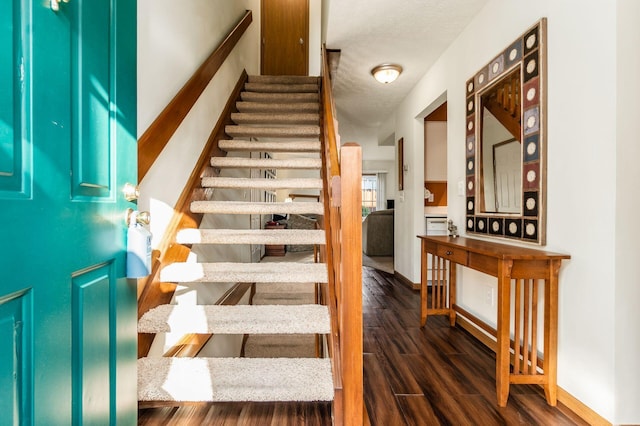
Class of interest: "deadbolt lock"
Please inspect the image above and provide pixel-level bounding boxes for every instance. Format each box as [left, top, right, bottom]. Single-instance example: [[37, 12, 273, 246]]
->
[[123, 183, 139, 202]]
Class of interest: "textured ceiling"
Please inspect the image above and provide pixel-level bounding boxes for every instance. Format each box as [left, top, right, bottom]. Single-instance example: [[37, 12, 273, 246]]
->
[[325, 0, 488, 130]]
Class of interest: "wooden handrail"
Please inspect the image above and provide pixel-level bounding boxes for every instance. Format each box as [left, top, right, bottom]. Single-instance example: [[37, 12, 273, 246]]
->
[[137, 10, 252, 181], [320, 45, 364, 426]]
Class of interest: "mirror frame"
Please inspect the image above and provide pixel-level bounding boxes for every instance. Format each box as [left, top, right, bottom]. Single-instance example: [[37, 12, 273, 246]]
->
[[465, 18, 547, 245]]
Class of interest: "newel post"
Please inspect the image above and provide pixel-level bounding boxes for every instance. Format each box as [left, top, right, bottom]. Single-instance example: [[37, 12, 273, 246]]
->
[[339, 143, 363, 425]]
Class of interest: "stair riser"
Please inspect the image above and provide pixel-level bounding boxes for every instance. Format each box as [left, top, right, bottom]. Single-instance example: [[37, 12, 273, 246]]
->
[[200, 177, 323, 190], [231, 113, 319, 125], [161, 271, 328, 284], [218, 140, 321, 152], [190, 201, 324, 216], [177, 229, 325, 245], [236, 102, 319, 113], [161, 262, 328, 284], [241, 92, 318, 103], [248, 75, 319, 85], [225, 126, 320, 139], [244, 83, 318, 93], [210, 158, 321, 170]]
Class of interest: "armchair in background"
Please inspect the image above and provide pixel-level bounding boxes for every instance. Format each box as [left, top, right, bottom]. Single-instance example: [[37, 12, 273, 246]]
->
[[362, 209, 394, 256]]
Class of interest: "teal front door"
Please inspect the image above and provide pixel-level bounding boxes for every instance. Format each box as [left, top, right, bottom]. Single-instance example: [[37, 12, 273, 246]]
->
[[0, 0, 137, 424]]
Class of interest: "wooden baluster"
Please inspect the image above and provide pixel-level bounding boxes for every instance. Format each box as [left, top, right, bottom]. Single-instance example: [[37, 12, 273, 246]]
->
[[523, 279, 531, 374], [437, 257, 442, 309], [430, 254, 436, 310], [440, 257, 445, 309], [531, 280, 539, 375]]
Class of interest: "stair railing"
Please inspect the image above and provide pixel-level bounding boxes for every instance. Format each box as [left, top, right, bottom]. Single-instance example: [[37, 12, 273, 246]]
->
[[319, 45, 364, 426]]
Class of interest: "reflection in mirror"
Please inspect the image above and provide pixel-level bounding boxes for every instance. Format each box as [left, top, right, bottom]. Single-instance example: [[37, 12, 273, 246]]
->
[[465, 18, 546, 244], [480, 67, 522, 213]]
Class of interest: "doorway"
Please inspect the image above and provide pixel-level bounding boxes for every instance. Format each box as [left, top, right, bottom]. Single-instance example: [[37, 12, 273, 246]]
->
[[424, 102, 448, 207], [261, 0, 309, 75]]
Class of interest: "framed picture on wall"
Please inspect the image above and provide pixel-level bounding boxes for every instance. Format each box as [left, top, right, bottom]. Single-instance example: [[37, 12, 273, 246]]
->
[[398, 137, 404, 190]]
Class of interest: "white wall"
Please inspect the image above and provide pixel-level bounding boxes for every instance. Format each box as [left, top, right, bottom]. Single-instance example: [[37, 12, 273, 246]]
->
[[309, 0, 322, 75], [137, 0, 260, 248], [338, 117, 397, 203], [388, 0, 636, 422], [425, 121, 447, 181], [615, 0, 640, 422]]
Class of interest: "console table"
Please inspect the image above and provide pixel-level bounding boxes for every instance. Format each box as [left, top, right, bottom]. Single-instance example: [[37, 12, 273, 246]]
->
[[417, 235, 570, 407]]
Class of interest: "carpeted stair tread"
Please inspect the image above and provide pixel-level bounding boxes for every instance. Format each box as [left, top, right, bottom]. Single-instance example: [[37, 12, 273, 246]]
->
[[231, 112, 319, 125], [176, 229, 325, 245], [225, 125, 320, 139], [219, 140, 320, 152], [240, 92, 318, 103], [248, 75, 319, 85], [236, 102, 319, 114], [138, 357, 333, 402], [161, 262, 328, 283], [190, 200, 324, 216], [211, 157, 321, 170], [243, 83, 318, 93], [243, 334, 317, 358], [201, 176, 323, 190], [138, 304, 330, 334]]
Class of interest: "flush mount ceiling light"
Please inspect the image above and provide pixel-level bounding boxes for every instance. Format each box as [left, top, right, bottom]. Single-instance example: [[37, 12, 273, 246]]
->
[[371, 63, 403, 84]]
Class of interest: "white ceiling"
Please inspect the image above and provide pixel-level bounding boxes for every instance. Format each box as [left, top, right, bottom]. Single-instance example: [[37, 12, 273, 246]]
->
[[325, 0, 489, 130]]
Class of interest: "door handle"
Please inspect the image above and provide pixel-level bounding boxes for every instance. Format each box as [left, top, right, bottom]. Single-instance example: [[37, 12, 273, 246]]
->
[[50, 0, 69, 12], [123, 183, 139, 202], [126, 209, 150, 226], [299, 38, 304, 45]]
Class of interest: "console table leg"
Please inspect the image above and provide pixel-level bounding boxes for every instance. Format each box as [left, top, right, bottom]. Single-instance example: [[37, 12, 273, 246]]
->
[[420, 240, 428, 327], [496, 260, 512, 407], [448, 263, 457, 327], [543, 261, 560, 405]]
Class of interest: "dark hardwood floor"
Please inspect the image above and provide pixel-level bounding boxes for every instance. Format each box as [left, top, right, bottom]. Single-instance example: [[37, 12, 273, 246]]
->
[[138, 266, 588, 425]]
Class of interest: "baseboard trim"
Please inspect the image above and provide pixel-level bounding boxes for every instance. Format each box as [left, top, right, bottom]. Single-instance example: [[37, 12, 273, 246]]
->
[[393, 270, 420, 290], [454, 315, 611, 426]]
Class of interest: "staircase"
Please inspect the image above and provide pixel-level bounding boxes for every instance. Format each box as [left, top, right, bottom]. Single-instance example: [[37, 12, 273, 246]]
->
[[137, 75, 336, 405]]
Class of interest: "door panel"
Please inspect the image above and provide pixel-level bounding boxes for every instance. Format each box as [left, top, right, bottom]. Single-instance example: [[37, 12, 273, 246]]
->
[[261, 0, 309, 75], [494, 140, 521, 213], [0, 0, 31, 197], [71, 0, 112, 199], [72, 263, 113, 425], [0, 289, 32, 425], [0, 1, 137, 424]]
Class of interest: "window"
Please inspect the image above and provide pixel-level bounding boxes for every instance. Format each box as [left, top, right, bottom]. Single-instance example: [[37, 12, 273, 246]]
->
[[362, 175, 377, 218]]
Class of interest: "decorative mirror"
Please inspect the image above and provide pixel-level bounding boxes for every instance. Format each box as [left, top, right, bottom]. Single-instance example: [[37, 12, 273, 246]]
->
[[465, 18, 547, 244]]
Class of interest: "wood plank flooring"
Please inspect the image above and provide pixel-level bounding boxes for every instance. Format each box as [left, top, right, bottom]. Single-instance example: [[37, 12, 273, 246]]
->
[[138, 266, 589, 425]]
